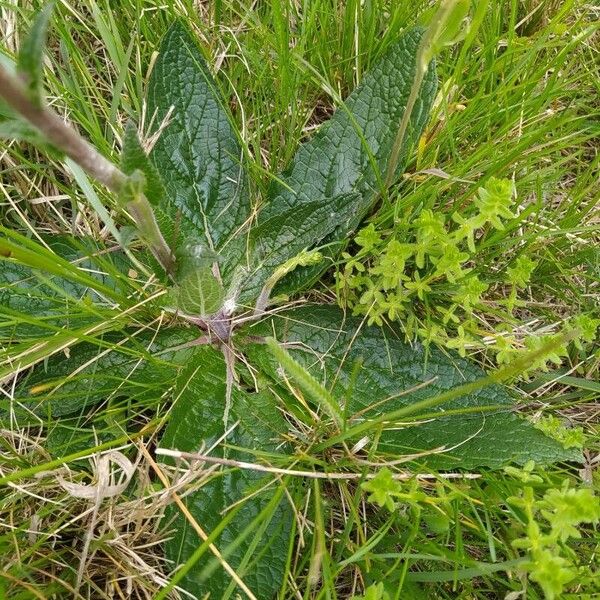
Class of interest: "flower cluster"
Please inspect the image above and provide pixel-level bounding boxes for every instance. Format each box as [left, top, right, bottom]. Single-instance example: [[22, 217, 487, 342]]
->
[[337, 177, 598, 371]]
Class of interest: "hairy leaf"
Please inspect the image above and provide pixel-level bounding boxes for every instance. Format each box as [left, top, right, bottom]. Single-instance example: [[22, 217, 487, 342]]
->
[[121, 121, 167, 206], [160, 348, 292, 599], [254, 27, 437, 297], [7, 326, 198, 420], [147, 22, 250, 282], [165, 267, 224, 317], [244, 305, 580, 469]]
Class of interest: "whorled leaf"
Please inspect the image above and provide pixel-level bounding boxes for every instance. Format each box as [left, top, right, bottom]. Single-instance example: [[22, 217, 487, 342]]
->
[[160, 348, 292, 599], [148, 23, 436, 307], [0, 235, 200, 422], [243, 305, 580, 470]]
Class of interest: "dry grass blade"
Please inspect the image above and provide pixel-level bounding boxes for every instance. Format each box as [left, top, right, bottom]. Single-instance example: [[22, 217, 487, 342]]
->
[[138, 443, 259, 600], [156, 448, 481, 481]]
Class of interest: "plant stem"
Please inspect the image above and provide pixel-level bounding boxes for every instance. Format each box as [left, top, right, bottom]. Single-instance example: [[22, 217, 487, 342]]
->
[[385, 0, 471, 190], [383, 58, 426, 190], [0, 63, 176, 277], [0, 65, 125, 191], [126, 194, 176, 276]]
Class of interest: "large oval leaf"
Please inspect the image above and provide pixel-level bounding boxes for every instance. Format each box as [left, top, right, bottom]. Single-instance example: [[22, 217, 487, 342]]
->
[[147, 24, 436, 306], [160, 348, 293, 599], [235, 27, 438, 302], [244, 305, 580, 470], [147, 22, 250, 283], [7, 326, 199, 420]]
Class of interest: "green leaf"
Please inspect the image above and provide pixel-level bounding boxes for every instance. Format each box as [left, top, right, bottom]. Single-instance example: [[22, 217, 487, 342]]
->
[[0, 235, 132, 340], [120, 121, 167, 206], [16, 2, 54, 105], [160, 349, 292, 599], [0, 259, 109, 340], [6, 326, 199, 420], [362, 468, 403, 512], [541, 486, 600, 542], [165, 267, 224, 316], [244, 305, 580, 469], [147, 22, 250, 282], [255, 27, 437, 296], [526, 550, 577, 600], [351, 582, 386, 600], [45, 419, 123, 458], [0, 228, 129, 305], [236, 192, 362, 302], [147, 25, 435, 304], [175, 242, 219, 277], [266, 336, 343, 428], [0, 118, 59, 155]]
